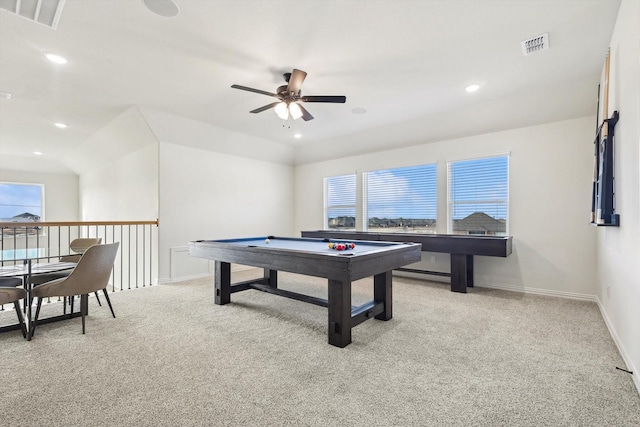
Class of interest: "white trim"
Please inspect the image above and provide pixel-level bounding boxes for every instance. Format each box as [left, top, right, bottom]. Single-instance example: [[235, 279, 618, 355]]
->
[[158, 273, 211, 284], [596, 297, 640, 396], [393, 273, 597, 301], [445, 150, 512, 164], [477, 282, 596, 301], [169, 245, 212, 280]]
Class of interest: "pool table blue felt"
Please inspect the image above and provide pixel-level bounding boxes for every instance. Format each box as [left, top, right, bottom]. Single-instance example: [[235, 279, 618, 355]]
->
[[206, 236, 404, 256]]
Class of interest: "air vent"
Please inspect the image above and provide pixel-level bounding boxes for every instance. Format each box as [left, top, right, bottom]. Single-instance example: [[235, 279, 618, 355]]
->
[[0, 0, 66, 29], [521, 33, 549, 56]]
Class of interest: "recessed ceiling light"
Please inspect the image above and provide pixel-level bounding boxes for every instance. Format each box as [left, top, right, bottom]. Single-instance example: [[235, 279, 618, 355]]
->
[[465, 84, 480, 93], [45, 53, 67, 64], [293, 133, 302, 139], [0, 91, 11, 100], [54, 122, 68, 128], [33, 151, 43, 156]]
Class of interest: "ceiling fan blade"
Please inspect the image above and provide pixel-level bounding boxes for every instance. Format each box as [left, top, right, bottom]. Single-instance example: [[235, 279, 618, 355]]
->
[[298, 104, 314, 121], [300, 95, 346, 103], [231, 84, 280, 98], [250, 102, 281, 114], [286, 69, 307, 95]]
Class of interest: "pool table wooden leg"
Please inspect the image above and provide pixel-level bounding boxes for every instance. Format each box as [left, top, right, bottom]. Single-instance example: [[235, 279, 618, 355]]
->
[[264, 268, 278, 289], [215, 261, 231, 305], [373, 271, 392, 320], [328, 279, 352, 348]]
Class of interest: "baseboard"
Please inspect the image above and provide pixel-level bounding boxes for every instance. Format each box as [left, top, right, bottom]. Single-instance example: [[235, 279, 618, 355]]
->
[[158, 273, 211, 284], [159, 264, 257, 285], [596, 297, 639, 396], [476, 282, 597, 302]]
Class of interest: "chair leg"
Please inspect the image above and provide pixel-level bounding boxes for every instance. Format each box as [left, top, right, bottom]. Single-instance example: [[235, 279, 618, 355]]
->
[[81, 294, 88, 334], [102, 288, 116, 318], [14, 301, 27, 339], [28, 298, 43, 340], [94, 291, 102, 306], [70, 295, 75, 318]]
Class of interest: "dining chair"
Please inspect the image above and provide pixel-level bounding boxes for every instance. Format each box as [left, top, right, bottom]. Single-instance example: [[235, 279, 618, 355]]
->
[[29, 238, 102, 284], [0, 277, 28, 338], [29, 238, 116, 318], [29, 242, 120, 339]]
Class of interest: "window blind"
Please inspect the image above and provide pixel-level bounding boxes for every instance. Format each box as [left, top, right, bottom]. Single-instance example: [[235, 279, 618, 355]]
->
[[447, 155, 509, 235], [364, 164, 436, 233], [324, 174, 356, 230]]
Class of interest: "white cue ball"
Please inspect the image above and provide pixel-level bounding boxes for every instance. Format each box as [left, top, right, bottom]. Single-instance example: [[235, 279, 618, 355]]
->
[[265, 238, 270, 244]]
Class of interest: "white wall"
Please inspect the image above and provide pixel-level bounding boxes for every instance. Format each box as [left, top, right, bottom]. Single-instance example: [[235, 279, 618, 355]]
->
[[75, 107, 295, 284], [78, 105, 160, 221], [597, 0, 640, 392], [80, 144, 159, 221], [77, 107, 160, 286], [295, 117, 597, 297], [0, 169, 79, 221], [158, 142, 294, 282]]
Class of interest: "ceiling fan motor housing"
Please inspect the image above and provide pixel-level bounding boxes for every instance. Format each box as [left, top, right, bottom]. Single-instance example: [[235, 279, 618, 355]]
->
[[277, 85, 301, 99]]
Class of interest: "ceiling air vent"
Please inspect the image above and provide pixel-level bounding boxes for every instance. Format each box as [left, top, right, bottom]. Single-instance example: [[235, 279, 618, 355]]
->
[[0, 0, 66, 29], [521, 33, 549, 56]]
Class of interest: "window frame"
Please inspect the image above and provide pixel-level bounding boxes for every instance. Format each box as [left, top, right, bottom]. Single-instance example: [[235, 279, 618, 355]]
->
[[446, 153, 509, 236], [323, 174, 357, 230], [362, 163, 437, 233], [0, 181, 45, 238]]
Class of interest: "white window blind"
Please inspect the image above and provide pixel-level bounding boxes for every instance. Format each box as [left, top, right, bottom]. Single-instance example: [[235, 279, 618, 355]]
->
[[447, 155, 509, 235], [363, 164, 437, 233], [324, 174, 356, 230]]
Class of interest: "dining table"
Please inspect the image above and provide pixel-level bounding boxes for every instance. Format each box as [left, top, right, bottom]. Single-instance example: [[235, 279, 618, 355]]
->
[[0, 253, 79, 334]]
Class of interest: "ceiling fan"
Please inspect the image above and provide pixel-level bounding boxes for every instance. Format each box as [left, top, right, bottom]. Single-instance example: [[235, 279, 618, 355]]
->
[[231, 69, 346, 122]]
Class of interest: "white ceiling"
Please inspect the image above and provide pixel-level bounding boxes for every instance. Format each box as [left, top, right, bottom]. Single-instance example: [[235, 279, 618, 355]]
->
[[0, 0, 621, 174]]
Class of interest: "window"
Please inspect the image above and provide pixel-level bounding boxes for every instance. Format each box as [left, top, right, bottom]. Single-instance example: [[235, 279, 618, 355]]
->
[[447, 155, 509, 235], [0, 182, 44, 236], [364, 164, 437, 233], [324, 174, 356, 230]]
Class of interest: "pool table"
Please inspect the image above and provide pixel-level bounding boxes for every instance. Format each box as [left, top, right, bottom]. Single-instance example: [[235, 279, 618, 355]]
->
[[301, 230, 513, 293], [188, 236, 421, 347]]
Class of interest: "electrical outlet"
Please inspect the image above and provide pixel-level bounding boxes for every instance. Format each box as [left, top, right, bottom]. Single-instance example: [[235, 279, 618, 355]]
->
[[430, 255, 436, 263], [607, 285, 611, 298]]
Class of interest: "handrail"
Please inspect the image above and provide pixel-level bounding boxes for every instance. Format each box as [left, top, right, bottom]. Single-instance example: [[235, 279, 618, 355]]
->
[[0, 220, 158, 227], [1, 220, 159, 292]]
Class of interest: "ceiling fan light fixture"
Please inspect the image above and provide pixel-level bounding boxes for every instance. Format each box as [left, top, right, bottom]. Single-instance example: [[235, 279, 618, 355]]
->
[[274, 102, 289, 120], [289, 103, 303, 120]]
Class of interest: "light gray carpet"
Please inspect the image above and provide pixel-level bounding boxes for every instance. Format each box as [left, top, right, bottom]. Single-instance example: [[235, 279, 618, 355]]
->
[[1, 270, 639, 426]]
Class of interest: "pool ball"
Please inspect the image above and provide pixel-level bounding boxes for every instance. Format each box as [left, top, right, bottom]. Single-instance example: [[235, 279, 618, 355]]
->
[[265, 238, 270, 244]]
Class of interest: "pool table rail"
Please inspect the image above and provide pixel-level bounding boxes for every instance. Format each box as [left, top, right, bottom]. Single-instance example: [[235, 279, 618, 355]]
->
[[190, 237, 421, 283]]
